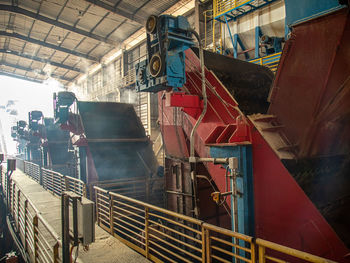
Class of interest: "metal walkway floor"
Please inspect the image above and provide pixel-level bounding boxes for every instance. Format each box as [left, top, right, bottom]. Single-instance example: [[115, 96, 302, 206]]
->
[[11, 170, 150, 263]]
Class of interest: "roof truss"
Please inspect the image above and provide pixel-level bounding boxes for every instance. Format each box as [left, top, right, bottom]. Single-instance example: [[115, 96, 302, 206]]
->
[[0, 49, 84, 73], [0, 70, 43, 83], [0, 31, 99, 62], [0, 4, 119, 46], [83, 0, 144, 25], [1, 61, 73, 82]]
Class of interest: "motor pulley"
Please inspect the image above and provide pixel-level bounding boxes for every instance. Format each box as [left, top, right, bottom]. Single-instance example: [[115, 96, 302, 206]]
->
[[146, 15, 158, 34], [149, 53, 163, 77]]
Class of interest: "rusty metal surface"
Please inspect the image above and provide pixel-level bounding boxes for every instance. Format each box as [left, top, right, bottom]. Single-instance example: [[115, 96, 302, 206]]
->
[[268, 9, 350, 158]]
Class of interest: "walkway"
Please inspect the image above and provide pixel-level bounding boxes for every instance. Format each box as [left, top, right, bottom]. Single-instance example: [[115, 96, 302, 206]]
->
[[11, 170, 149, 263]]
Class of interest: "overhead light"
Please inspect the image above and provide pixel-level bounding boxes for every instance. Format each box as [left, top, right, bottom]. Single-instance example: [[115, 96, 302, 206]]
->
[[57, 36, 62, 44], [78, 10, 83, 18]]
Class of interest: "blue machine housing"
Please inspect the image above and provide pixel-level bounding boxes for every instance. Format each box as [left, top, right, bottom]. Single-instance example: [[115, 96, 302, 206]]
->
[[209, 145, 254, 238], [135, 15, 194, 93], [284, 0, 346, 26], [53, 91, 76, 124]]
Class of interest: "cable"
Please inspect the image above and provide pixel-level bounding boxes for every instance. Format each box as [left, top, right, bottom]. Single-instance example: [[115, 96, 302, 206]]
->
[[69, 245, 74, 262], [188, 29, 207, 159], [218, 166, 230, 206], [69, 244, 79, 263], [74, 244, 79, 263]]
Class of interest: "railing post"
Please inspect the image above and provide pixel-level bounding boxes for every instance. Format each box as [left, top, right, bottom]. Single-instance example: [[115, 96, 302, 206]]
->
[[39, 167, 43, 186], [95, 188, 100, 225], [109, 195, 114, 234], [33, 215, 39, 263], [205, 227, 211, 263], [258, 245, 266, 263], [64, 176, 69, 193], [51, 171, 55, 192], [251, 240, 256, 263], [145, 207, 149, 258], [89, 184, 93, 201], [13, 184, 16, 217], [53, 242, 59, 263], [201, 225, 206, 263], [83, 184, 87, 198], [17, 190, 20, 230], [42, 169, 46, 189], [24, 199, 28, 251], [11, 182, 15, 216]]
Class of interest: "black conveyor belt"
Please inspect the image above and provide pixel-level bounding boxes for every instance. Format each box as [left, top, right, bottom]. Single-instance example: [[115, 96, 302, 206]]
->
[[191, 47, 274, 114]]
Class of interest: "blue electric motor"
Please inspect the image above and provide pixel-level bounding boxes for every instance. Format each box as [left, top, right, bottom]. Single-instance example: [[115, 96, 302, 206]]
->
[[260, 35, 284, 55], [28, 111, 43, 132], [53, 91, 76, 124], [135, 15, 195, 93]]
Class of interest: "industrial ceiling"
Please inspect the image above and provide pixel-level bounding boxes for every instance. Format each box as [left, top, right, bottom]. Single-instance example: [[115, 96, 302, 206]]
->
[[0, 0, 180, 85]]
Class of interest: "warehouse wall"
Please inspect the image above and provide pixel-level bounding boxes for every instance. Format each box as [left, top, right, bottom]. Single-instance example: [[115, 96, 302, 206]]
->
[[205, 0, 285, 59]]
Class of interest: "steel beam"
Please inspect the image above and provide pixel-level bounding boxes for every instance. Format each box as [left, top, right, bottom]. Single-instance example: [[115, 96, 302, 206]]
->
[[1, 61, 73, 82], [0, 70, 43, 83], [83, 0, 144, 25], [0, 31, 99, 62], [0, 4, 118, 46], [0, 49, 84, 73]]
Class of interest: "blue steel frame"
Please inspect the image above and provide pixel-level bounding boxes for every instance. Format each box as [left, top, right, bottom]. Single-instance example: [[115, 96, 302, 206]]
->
[[215, 0, 279, 60], [255, 26, 262, 58], [209, 145, 254, 237], [234, 33, 249, 59]]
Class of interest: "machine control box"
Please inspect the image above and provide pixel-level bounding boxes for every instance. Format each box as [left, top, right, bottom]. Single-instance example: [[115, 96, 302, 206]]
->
[[77, 197, 95, 245]]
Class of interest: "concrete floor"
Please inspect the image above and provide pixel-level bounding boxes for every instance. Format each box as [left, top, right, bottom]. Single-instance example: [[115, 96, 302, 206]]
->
[[11, 170, 150, 263]]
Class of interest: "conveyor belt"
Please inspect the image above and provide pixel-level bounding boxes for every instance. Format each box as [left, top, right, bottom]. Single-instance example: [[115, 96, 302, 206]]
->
[[45, 120, 71, 164], [78, 102, 146, 139], [191, 47, 274, 114], [77, 102, 158, 182]]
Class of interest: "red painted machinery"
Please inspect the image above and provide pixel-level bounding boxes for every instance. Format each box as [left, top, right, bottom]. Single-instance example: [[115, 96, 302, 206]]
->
[[143, 7, 350, 263]]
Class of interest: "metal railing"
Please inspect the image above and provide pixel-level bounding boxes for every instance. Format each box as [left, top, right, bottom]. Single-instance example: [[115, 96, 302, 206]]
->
[[94, 185, 337, 263], [20, 160, 85, 197], [255, 238, 337, 263], [250, 52, 282, 73], [24, 161, 41, 183], [89, 176, 164, 207], [214, 0, 254, 18], [42, 168, 85, 197], [123, 68, 136, 87], [9, 161, 338, 263], [1, 169, 61, 263]]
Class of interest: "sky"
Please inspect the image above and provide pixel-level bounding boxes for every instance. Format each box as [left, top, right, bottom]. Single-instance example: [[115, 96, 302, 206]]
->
[[0, 76, 64, 155]]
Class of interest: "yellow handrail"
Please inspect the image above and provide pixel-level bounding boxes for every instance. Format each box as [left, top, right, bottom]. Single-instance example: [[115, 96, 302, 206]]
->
[[94, 185, 337, 263], [214, 0, 254, 18], [256, 239, 337, 263], [250, 52, 282, 72]]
